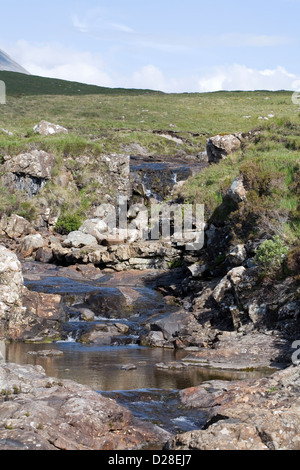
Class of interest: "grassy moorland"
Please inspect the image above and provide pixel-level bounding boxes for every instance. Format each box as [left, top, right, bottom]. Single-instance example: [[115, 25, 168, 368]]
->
[[0, 71, 297, 156], [0, 71, 299, 253]]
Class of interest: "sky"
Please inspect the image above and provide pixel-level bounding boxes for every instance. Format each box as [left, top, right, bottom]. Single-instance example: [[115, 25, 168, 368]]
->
[[1, 0, 300, 92]]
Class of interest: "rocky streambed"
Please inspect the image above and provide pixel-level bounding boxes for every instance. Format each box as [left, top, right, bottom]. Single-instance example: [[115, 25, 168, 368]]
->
[[1, 256, 299, 450]]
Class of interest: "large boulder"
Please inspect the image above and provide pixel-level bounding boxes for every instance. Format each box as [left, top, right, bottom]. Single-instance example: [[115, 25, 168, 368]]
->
[[1, 214, 33, 239], [61, 231, 98, 249], [3, 150, 55, 180], [2, 150, 55, 195], [0, 245, 65, 341], [166, 366, 300, 450], [33, 120, 68, 136], [0, 362, 170, 450], [0, 246, 25, 339], [207, 134, 242, 164], [18, 234, 45, 259]]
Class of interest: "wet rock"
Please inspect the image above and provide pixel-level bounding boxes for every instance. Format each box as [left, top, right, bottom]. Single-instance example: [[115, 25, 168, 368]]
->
[[20, 289, 65, 342], [166, 366, 300, 450], [121, 364, 137, 371], [27, 349, 63, 357], [0, 362, 170, 450], [182, 332, 291, 370], [78, 323, 129, 345], [79, 308, 95, 322], [149, 310, 190, 345]]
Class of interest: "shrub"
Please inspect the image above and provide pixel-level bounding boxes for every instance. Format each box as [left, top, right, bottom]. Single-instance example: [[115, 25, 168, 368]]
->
[[55, 213, 83, 235], [254, 236, 289, 277]]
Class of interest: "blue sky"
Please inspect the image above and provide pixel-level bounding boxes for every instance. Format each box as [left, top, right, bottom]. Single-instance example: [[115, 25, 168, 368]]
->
[[1, 0, 300, 92]]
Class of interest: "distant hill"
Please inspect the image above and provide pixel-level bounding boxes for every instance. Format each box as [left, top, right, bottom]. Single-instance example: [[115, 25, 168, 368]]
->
[[0, 70, 162, 96], [0, 49, 30, 74]]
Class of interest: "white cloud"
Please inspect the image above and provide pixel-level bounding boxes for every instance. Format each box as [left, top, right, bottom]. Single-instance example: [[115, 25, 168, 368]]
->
[[72, 8, 134, 35], [197, 64, 298, 92], [6, 40, 300, 93], [9, 40, 113, 87]]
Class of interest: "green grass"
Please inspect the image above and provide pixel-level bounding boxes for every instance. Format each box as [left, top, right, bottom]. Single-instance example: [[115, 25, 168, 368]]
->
[[0, 71, 159, 96], [179, 117, 300, 244], [0, 72, 296, 156], [0, 72, 299, 247]]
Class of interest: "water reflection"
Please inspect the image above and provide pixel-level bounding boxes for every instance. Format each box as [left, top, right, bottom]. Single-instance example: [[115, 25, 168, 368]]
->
[[6, 342, 274, 435], [6, 342, 269, 392]]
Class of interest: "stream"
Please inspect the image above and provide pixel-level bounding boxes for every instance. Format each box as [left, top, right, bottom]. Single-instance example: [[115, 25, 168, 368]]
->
[[5, 262, 271, 436]]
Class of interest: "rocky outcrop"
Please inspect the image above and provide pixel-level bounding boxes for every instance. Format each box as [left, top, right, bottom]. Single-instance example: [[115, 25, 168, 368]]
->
[[207, 133, 242, 164], [0, 362, 170, 450], [0, 245, 65, 342], [165, 365, 300, 450], [0, 246, 24, 339], [2, 150, 55, 196]]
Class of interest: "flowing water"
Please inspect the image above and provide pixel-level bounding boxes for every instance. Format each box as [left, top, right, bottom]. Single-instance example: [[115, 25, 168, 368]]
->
[[5, 263, 270, 435]]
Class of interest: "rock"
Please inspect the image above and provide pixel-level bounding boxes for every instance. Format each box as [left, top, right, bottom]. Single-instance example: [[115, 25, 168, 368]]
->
[[78, 323, 129, 345], [79, 308, 95, 322], [0, 362, 170, 450], [79, 219, 109, 243], [166, 366, 300, 450], [62, 231, 98, 249], [33, 120, 68, 136], [3, 150, 55, 180], [150, 310, 190, 344], [142, 330, 166, 348], [0, 246, 24, 339], [2, 150, 55, 196], [213, 267, 246, 303], [20, 289, 65, 342], [188, 263, 207, 278], [229, 176, 247, 203], [248, 301, 267, 328], [18, 234, 45, 259], [121, 364, 137, 371], [207, 134, 242, 164], [228, 244, 247, 266], [27, 350, 63, 357], [181, 332, 290, 370], [0, 128, 14, 136], [4, 214, 33, 239], [35, 247, 54, 264]]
